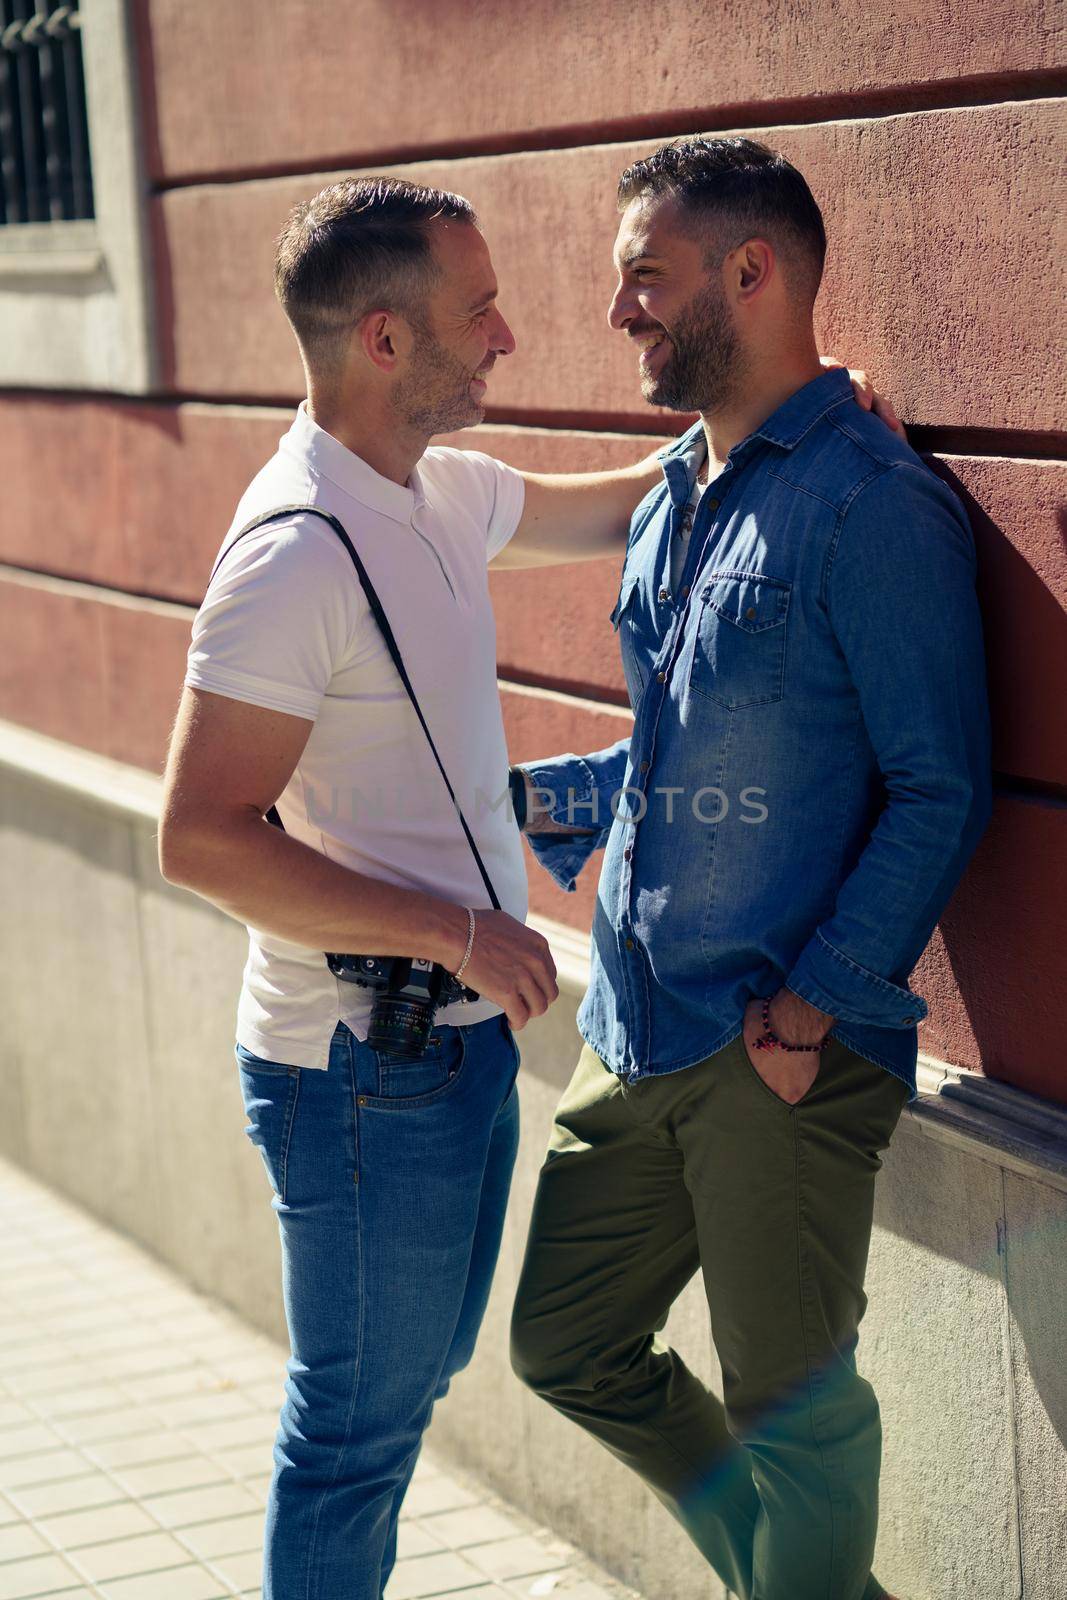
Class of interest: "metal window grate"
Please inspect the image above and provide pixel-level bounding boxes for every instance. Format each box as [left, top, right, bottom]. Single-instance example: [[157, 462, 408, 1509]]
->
[[0, 1, 93, 226]]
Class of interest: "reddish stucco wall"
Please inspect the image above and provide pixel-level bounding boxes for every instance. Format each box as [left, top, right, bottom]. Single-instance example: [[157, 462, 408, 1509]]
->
[[2, 3, 1063, 1099]]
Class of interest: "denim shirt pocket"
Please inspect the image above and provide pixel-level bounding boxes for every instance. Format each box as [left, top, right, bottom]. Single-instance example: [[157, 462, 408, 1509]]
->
[[689, 569, 791, 709], [610, 571, 649, 707]]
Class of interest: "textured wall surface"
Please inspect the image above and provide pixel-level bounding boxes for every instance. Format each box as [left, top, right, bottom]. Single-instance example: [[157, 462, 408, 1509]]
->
[[1, 9, 1064, 1086]]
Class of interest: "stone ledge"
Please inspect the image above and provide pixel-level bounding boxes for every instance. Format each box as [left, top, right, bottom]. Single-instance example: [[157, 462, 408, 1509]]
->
[[910, 1057, 1067, 1194]]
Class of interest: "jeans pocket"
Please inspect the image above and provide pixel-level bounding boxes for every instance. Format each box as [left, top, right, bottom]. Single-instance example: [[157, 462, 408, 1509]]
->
[[367, 1026, 467, 1108], [236, 1046, 301, 1201]]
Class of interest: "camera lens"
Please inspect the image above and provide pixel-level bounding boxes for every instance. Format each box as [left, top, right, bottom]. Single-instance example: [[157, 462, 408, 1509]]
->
[[368, 994, 436, 1058]]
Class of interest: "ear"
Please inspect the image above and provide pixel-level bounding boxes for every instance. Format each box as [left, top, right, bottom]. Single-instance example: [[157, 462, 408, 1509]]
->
[[357, 309, 410, 374], [732, 238, 775, 304]]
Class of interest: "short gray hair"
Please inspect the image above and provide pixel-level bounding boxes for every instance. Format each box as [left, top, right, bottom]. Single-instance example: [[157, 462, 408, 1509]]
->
[[274, 176, 477, 376]]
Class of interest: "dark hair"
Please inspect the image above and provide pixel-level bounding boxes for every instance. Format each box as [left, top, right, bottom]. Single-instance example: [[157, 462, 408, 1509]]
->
[[274, 176, 476, 377], [617, 137, 826, 307]]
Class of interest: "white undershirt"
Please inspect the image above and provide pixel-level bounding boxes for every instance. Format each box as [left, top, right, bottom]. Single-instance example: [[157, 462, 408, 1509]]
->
[[185, 404, 528, 1069], [670, 448, 709, 593]]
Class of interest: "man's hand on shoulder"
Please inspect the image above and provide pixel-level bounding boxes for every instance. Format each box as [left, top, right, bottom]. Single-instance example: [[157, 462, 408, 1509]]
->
[[820, 356, 906, 441]]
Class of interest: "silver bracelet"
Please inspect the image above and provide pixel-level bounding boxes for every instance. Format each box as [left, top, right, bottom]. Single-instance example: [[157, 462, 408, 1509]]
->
[[454, 907, 477, 983]]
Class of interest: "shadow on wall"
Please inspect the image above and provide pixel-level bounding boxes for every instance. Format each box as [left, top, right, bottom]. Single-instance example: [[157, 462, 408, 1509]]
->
[[917, 462, 1067, 1102]]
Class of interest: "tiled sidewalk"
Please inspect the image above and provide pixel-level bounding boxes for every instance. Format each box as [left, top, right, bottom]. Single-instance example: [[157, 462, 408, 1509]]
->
[[0, 1157, 639, 1600]]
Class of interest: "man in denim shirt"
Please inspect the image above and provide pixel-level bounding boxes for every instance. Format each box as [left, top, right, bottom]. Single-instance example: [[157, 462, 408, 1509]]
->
[[510, 140, 992, 1600]]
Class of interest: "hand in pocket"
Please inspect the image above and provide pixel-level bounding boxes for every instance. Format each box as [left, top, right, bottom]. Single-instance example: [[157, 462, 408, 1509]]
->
[[741, 999, 822, 1106]]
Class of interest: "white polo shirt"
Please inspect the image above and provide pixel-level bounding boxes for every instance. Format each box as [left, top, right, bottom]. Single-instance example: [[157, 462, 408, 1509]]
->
[[185, 404, 529, 1068]]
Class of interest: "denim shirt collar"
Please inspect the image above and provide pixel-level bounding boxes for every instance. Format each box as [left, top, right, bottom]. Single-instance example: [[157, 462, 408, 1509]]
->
[[656, 367, 855, 502]]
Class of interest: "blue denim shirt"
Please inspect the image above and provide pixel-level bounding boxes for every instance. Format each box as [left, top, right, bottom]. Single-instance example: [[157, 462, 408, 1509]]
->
[[524, 369, 992, 1099]]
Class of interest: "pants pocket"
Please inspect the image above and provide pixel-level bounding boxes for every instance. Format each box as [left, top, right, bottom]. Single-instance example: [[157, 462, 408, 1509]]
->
[[733, 1032, 824, 1111], [236, 1046, 302, 1202], [363, 1025, 467, 1108]]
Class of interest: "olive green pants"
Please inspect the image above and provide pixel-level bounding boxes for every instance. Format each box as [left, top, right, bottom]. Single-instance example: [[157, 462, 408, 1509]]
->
[[510, 1031, 908, 1600]]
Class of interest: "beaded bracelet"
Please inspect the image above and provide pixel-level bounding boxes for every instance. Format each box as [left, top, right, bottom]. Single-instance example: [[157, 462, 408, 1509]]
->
[[752, 994, 831, 1053]]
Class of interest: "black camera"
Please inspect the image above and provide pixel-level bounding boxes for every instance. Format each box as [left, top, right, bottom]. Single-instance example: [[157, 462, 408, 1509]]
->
[[327, 952, 478, 1058]]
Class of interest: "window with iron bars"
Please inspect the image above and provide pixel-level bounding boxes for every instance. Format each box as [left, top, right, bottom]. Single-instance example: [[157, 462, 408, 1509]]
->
[[0, 1, 93, 226]]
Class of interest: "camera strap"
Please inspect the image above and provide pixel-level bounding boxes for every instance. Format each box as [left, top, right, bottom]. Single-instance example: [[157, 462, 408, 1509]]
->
[[208, 504, 503, 912]]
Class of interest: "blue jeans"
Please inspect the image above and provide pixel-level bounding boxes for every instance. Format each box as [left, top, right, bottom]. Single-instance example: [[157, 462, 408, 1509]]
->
[[235, 1012, 521, 1599]]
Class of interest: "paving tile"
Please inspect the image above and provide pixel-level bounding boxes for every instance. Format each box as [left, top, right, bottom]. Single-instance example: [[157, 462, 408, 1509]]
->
[[179, 1510, 264, 1558], [71, 1323, 156, 1351], [386, 1550, 493, 1598], [9, 1471, 125, 1517], [401, 1476, 480, 1519], [0, 1448, 89, 1490], [466, 1536, 572, 1582], [0, 1424, 66, 1461], [424, 1505, 522, 1548], [123, 1371, 211, 1404], [116, 1457, 231, 1498], [504, 1584, 619, 1599], [0, 1552, 84, 1598], [59, 1410, 160, 1448], [208, 1547, 261, 1589], [11, 1364, 99, 1399], [0, 1405, 35, 1432], [150, 1391, 256, 1430], [98, 1568, 229, 1600], [38, 1499, 156, 1549], [91, 1348, 198, 1382], [6, 1342, 78, 1370], [41, 1386, 130, 1421], [87, 1432, 196, 1470], [397, 1520, 446, 1559], [0, 1522, 49, 1561], [211, 1444, 274, 1481], [73, 1529, 196, 1582], [180, 1416, 274, 1453], [420, 1591, 505, 1600], [143, 1481, 261, 1529]]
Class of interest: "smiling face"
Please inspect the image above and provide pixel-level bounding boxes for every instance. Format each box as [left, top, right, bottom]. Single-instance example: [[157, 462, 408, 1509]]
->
[[391, 219, 516, 435], [608, 193, 743, 413]]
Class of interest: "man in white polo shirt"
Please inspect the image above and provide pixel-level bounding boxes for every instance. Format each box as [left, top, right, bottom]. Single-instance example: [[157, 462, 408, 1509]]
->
[[158, 177, 674, 1600]]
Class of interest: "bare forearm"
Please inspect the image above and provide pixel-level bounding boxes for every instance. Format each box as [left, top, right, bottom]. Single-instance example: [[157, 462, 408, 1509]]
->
[[501, 447, 663, 568], [162, 812, 469, 967]]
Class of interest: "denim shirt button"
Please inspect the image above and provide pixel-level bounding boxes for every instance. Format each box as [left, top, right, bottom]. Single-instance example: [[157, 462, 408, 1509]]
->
[[624, 847, 633, 861], [706, 497, 720, 511], [639, 760, 650, 773], [625, 938, 635, 950], [659, 587, 669, 601], [656, 671, 667, 682]]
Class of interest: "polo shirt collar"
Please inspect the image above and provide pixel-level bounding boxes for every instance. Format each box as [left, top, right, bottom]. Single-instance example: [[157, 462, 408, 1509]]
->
[[282, 402, 426, 523]]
